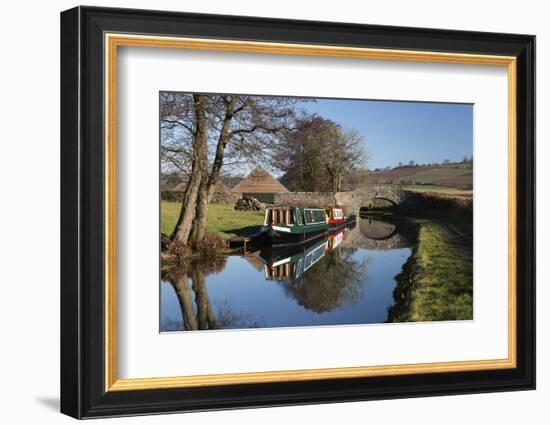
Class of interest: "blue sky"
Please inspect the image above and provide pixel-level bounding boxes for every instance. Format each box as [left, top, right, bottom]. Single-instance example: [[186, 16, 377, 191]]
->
[[298, 98, 473, 170]]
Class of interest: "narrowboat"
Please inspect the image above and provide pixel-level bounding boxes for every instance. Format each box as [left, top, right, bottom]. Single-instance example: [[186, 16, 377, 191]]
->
[[325, 205, 346, 227], [259, 206, 328, 247], [260, 237, 328, 281], [341, 205, 356, 222]]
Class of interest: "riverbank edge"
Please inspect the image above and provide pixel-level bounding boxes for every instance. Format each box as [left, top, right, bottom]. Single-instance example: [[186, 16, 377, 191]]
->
[[387, 219, 473, 323], [160, 231, 243, 272]]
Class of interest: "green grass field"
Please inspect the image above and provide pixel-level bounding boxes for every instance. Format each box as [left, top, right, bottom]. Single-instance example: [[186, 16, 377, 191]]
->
[[161, 201, 265, 239]]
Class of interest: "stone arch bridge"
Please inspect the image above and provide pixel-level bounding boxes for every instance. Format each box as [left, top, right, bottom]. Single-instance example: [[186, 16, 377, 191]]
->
[[339, 218, 412, 251], [272, 186, 410, 212], [335, 186, 407, 214]]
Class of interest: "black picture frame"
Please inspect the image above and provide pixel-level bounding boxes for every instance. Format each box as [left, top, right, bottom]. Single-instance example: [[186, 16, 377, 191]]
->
[[60, 5, 535, 419]]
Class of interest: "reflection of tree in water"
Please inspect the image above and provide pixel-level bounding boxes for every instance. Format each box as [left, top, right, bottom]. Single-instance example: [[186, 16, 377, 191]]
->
[[278, 248, 368, 313], [162, 257, 259, 331], [214, 300, 262, 329]]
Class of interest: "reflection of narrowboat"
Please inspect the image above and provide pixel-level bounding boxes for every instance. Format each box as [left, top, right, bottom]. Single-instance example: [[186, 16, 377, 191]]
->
[[327, 227, 346, 250], [261, 237, 328, 281], [325, 206, 346, 227], [342, 206, 356, 223], [259, 206, 328, 247]]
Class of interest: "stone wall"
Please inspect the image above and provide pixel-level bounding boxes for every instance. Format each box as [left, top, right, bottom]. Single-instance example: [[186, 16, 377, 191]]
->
[[273, 192, 336, 207], [269, 187, 407, 211], [335, 186, 406, 214], [211, 192, 239, 204], [161, 191, 239, 204]]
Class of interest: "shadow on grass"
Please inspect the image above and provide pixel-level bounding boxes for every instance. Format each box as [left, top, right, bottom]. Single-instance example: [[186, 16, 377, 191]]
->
[[223, 225, 262, 238]]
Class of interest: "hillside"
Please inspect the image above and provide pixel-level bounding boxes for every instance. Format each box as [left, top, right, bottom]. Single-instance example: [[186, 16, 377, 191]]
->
[[162, 163, 473, 198], [359, 163, 473, 190]]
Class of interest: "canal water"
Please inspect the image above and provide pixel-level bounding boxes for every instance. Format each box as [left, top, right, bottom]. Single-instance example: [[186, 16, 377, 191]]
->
[[160, 217, 416, 332]]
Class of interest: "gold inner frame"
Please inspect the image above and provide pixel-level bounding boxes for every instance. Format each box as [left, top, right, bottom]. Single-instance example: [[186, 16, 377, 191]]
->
[[104, 33, 517, 392]]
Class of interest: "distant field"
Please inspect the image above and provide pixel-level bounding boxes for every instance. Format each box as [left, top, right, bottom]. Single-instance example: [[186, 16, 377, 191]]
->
[[434, 174, 473, 187], [401, 167, 470, 184], [403, 185, 473, 198], [161, 202, 265, 239], [363, 163, 472, 190], [369, 166, 434, 180]]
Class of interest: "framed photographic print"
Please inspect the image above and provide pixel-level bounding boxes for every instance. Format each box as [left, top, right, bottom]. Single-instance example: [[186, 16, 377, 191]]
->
[[60, 6, 535, 419]]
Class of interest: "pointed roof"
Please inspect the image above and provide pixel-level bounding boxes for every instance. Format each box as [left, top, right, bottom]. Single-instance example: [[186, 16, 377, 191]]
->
[[242, 251, 266, 272], [160, 174, 184, 191], [172, 180, 188, 192], [212, 181, 231, 194], [231, 166, 289, 194]]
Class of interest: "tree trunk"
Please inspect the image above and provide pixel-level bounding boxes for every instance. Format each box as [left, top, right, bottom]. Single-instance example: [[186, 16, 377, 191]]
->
[[189, 97, 238, 246], [170, 95, 207, 245], [191, 268, 208, 330], [336, 175, 342, 192], [168, 173, 197, 241], [327, 167, 338, 193], [206, 302, 218, 329], [171, 275, 198, 331], [189, 164, 224, 246], [189, 173, 209, 246]]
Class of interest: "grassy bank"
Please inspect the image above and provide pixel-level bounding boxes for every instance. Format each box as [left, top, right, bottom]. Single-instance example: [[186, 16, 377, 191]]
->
[[161, 201, 265, 239], [389, 221, 473, 322]]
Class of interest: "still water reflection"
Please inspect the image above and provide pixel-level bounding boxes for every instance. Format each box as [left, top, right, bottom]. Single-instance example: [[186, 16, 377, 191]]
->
[[160, 217, 414, 332]]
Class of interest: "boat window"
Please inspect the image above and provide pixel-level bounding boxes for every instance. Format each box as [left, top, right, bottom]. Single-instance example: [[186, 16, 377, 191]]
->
[[287, 210, 294, 225], [275, 209, 280, 224], [312, 210, 320, 222]]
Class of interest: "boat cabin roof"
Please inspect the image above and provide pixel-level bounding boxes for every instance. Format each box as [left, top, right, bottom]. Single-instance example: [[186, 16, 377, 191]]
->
[[266, 205, 325, 211]]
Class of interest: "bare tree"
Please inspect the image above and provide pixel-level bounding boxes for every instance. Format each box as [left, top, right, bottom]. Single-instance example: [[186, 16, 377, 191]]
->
[[160, 92, 194, 174], [189, 95, 298, 247], [170, 94, 209, 245], [325, 128, 369, 192], [161, 92, 298, 247], [276, 116, 369, 192], [275, 115, 339, 191]]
